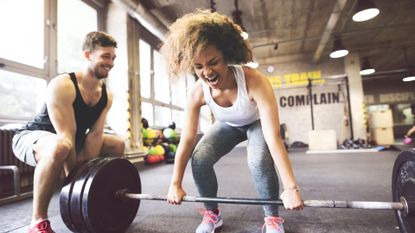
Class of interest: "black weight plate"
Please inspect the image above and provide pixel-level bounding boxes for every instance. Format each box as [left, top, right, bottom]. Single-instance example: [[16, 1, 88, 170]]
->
[[69, 158, 110, 233], [82, 157, 141, 233], [60, 158, 101, 232], [392, 149, 415, 233]]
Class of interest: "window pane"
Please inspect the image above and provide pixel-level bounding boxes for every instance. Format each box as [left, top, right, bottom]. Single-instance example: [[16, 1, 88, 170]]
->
[[186, 74, 196, 99], [0, 70, 46, 118], [154, 105, 171, 127], [58, 0, 98, 73], [153, 51, 170, 103], [139, 40, 151, 99], [0, 0, 44, 68], [172, 110, 184, 129], [171, 77, 186, 108], [141, 101, 154, 127]]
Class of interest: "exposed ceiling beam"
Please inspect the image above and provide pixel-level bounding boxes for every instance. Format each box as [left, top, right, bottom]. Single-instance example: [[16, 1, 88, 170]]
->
[[312, 0, 348, 63], [112, 0, 168, 41]]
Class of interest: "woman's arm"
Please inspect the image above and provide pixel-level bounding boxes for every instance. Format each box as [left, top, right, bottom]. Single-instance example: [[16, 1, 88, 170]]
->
[[167, 81, 205, 204], [244, 67, 303, 209], [406, 126, 415, 137]]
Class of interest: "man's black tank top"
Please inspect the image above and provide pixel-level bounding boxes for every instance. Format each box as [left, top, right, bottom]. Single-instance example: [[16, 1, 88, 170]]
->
[[19, 73, 108, 147]]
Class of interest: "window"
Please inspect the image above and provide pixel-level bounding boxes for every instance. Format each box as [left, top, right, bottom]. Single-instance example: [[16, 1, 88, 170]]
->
[[154, 105, 171, 127], [172, 110, 184, 129], [0, 0, 45, 68], [139, 40, 151, 99], [57, 0, 98, 73], [141, 102, 154, 127], [0, 0, 104, 124], [153, 51, 170, 104], [0, 70, 47, 118], [171, 75, 186, 107], [138, 35, 187, 129]]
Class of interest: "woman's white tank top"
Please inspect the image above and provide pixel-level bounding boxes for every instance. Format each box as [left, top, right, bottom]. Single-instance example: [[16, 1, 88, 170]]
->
[[202, 65, 260, 127]]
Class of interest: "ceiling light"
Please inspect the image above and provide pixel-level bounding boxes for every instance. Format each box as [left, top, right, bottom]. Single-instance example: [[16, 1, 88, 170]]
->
[[352, 0, 380, 22], [402, 48, 414, 82], [403, 75, 415, 82], [403, 70, 415, 82], [267, 65, 275, 73], [360, 57, 375, 75], [330, 36, 349, 58]]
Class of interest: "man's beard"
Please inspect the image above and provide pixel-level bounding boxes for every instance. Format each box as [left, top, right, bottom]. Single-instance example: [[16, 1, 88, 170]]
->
[[95, 67, 109, 80]]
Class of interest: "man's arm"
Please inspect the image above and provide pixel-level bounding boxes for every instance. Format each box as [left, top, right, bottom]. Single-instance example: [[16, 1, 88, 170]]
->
[[45, 75, 77, 174], [78, 89, 114, 159]]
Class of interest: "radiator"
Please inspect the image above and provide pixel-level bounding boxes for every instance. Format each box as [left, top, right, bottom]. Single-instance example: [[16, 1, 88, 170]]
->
[[0, 129, 35, 196]]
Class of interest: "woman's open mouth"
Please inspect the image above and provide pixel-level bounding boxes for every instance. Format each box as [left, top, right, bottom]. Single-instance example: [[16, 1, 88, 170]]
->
[[206, 75, 219, 85]]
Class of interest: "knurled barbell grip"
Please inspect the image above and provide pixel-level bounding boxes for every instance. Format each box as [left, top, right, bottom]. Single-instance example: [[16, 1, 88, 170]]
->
[[303, 199, 405, 210], [117, 190, 406, 211]]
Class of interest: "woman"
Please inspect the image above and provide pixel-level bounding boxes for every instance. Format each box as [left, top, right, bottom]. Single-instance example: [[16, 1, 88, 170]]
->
[[161, 10, 303, 233]]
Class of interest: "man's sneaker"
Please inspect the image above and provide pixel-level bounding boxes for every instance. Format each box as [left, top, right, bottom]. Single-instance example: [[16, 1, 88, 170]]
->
[[195, 209, 223, 233], [262, 216, 285, 233], [28, 219, 55, 233]]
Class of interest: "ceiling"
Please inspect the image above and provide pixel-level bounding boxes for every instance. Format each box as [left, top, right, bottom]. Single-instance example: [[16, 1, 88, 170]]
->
[[125, 0, 415, 76]]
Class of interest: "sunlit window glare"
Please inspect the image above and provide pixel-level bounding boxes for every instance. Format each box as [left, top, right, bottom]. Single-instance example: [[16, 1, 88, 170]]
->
[[0, 0, 44, 68]]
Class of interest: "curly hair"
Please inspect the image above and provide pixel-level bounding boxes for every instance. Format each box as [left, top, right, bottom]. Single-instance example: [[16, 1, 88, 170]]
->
[[160, 9, 252, 76]]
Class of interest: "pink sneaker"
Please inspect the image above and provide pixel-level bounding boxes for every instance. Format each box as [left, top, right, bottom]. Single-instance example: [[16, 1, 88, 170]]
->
[[195, 209, 223, 233], [28, 220, 55, 233], [262, 216, 285, 233]]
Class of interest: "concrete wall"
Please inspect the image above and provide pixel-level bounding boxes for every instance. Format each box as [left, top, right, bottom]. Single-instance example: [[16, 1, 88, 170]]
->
[[259, 58, 350, 145]]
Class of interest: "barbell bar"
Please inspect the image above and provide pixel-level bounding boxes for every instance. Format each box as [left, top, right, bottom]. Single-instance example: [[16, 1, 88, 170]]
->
[[117, 190, 408, 212], [60, 149, 415, 233]]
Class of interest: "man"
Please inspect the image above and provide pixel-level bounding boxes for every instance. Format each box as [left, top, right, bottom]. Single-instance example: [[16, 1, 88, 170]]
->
[[12, 31, 125, 233]]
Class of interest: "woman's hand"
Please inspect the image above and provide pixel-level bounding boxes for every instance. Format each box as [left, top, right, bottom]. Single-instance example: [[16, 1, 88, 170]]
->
[[167, 185, 187, 205], [280, 187, 304, 210]]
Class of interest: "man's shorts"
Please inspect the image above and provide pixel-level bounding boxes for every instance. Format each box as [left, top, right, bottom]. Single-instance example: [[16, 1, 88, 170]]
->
[[12, 130, 55, 167]]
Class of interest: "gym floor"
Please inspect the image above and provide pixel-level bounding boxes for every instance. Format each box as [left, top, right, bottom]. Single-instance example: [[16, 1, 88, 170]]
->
[[0, 147, 403, 233]]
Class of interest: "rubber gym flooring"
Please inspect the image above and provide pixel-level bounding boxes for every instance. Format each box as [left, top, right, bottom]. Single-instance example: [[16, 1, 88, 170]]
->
[[0, 146, 403, 233]]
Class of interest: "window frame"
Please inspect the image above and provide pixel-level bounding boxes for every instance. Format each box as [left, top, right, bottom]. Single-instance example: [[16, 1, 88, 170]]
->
[[138, 24, 186, 128], [0, 0, 107, 122]]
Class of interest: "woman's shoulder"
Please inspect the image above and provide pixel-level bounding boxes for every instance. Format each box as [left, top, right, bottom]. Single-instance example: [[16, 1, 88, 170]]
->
[[187, 79, 205, 105], [242, 66, 267, 87]]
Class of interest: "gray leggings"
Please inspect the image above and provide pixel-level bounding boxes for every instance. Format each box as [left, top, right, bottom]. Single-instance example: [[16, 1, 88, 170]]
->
[[191, 120, 280, 216]]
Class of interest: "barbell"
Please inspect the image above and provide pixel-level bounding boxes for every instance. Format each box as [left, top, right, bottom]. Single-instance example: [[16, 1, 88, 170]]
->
[[60, 149, 415, 233]]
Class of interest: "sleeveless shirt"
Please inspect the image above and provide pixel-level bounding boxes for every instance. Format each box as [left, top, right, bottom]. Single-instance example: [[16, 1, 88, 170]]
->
[[202, 65, 260, 127], [19, 73, 108, 144]]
